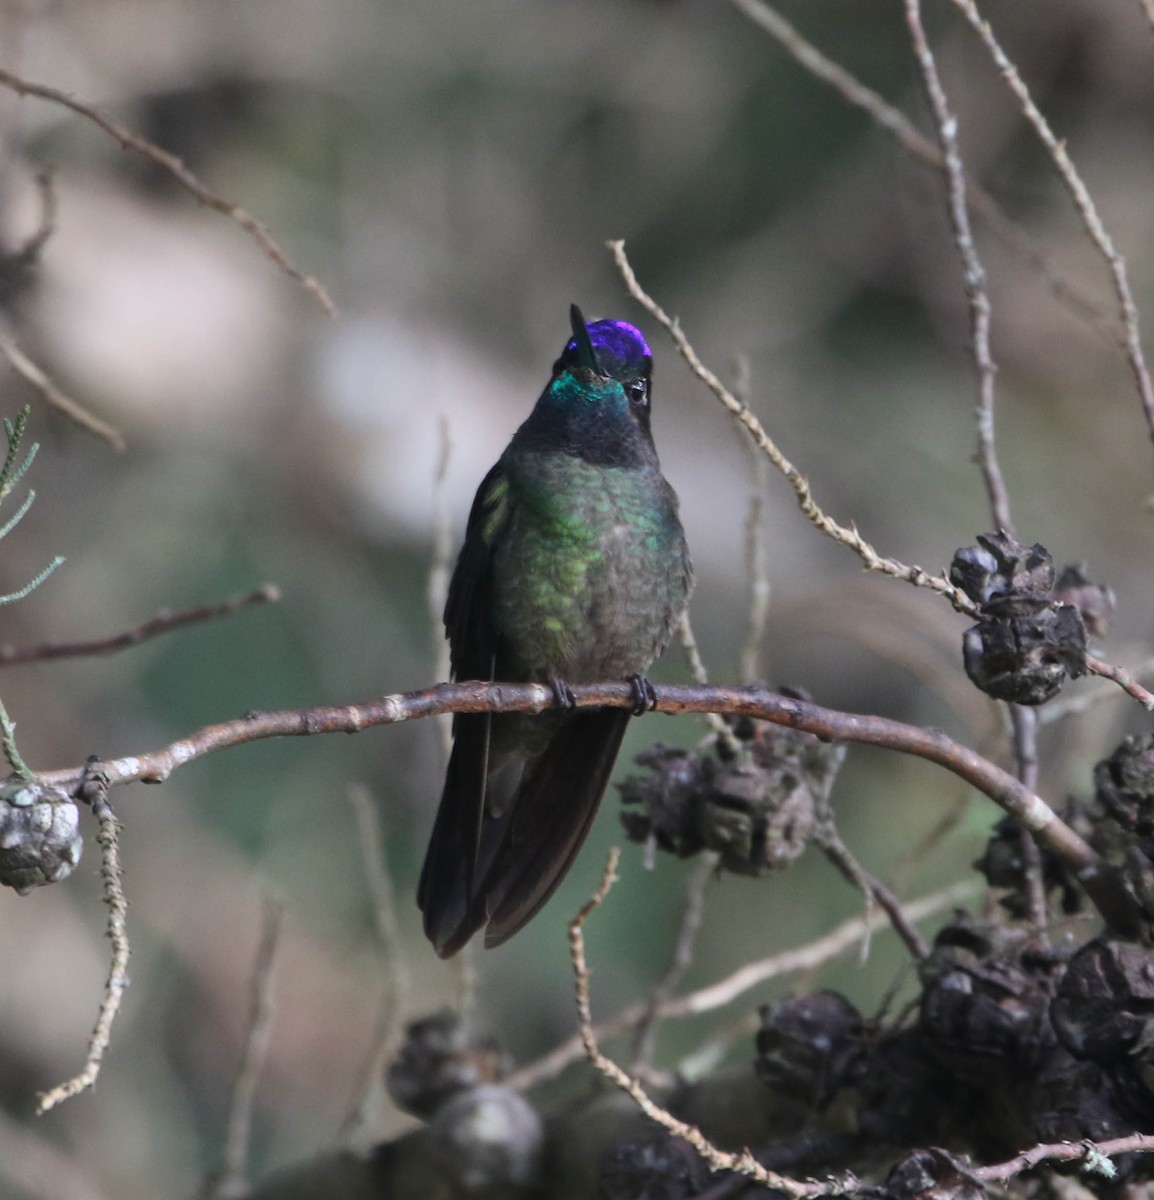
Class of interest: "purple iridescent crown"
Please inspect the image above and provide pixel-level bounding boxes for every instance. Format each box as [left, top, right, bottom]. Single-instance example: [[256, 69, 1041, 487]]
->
[[566, 319, 651, 376]]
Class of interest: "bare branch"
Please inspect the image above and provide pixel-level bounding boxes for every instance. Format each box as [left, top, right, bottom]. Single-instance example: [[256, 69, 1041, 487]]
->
[[975, 1134, 1154, 1183], [948, 0, 1154, 448], [30, 679, 1139, 935], [37, 764, 130, 1113], [0, 584, 281, 666], [1041, 653, 1154, 723], [0, 66, 336, 318], [0, 334, 125, 451], [1084, 653, 1154, 711], [608, 239, 980, 616], [903, 0, 1012, 534]]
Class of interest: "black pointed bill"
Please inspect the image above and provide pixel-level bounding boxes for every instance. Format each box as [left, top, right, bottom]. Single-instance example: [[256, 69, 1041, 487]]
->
[[568, 303, 605, 376]]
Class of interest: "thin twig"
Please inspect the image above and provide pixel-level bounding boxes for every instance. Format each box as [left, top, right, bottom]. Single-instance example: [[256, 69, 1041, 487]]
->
[[948, 0, 1154, 447], [608, 240, 980, 616], [0, 692, 32, 778], [0, 584, 281, 666], [37, 763, 130, 1113], [0, 335, 125, 451], [338, 784, 411, 1143], [725, 0, 1116, 342], [207, 897, 285, 1200], [1084, 653, 1154, 711], [734, 355, 772, 685], [1010, 705, 1047, 935], [975, 1134, 1154, 1183], [569, 848, 848, 1198], [629, 853, 716, 1072], [0, 66, 336, 318], [675, 611, 733, 745], [1041, 654, 1154, 723], [508, 877, 974, 1092], [817, 831, 929, 962], [30, 680, 1140, 935], [903, 0, 1012, 534]]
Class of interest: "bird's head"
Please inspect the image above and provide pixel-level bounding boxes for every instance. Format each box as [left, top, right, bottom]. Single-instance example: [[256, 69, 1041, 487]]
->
[[550, 303, 653, 425]]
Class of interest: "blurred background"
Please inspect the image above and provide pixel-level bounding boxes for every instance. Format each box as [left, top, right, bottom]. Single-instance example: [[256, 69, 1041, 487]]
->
[[1, 0, 1153, 1194]]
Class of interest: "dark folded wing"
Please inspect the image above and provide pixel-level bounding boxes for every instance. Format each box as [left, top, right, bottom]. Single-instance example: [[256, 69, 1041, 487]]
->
[[418, 462, 511, 955], [479, 707, 631, 949]]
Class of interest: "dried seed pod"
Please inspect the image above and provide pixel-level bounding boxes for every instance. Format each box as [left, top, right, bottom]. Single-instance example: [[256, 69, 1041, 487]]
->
[[0, 777, 82, 894], [884, 1149, 985, 1200], [386, 1010, 507, 1120], [756, 991, 865, 1109], [918, 915, 1060, 1083], [426, 1084, 543, 1194], [1050, 939, 1154, 1064], [950, 533, 1054, 609], [619, 690, 843, 876], [960, 603, 1086, 705], [1094, 735, 1154, 837], [599, 1130, 709, 1200], [952, 535, 1088, 705], [1054, 563, 1115, 639], [618, 744, 709, 860], [974, 814, 1083, 919]]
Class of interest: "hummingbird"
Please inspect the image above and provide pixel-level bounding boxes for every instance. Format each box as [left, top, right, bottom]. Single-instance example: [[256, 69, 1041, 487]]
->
[[418, 305, 693, 957]]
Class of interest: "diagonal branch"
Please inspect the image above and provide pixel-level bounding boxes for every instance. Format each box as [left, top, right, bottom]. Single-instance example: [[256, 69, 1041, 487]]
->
[[0, 334, 126, 451], [0, 67, 336, 318], [0, 583, 281, 666], [607, 240, 980, 616]]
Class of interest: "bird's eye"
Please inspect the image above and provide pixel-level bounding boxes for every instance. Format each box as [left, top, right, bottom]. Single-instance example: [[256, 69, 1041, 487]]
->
[[628, 379, 649, 407]]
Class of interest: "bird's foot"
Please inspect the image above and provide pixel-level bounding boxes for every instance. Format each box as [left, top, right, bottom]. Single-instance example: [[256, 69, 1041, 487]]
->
[[627, 674, 658, 715], [549, 677, 578, 710]]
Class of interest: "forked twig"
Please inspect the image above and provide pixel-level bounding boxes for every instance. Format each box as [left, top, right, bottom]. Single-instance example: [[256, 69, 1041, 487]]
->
[[508, 877, 974, 1092], [569, 849, 845, 1198], [0, 66, 336, 318], [948, 0, 1154, 447]]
